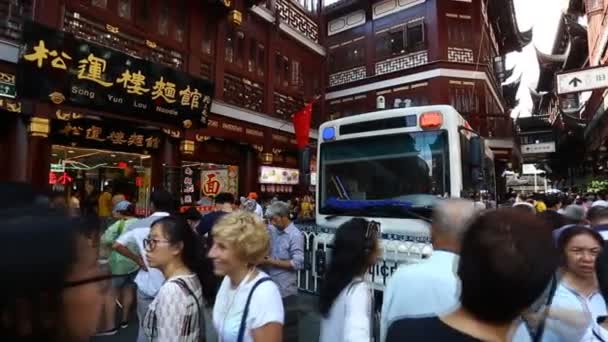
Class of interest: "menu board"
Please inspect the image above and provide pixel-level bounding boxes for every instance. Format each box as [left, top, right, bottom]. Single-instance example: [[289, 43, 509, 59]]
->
[[259, 166, 299, 185]]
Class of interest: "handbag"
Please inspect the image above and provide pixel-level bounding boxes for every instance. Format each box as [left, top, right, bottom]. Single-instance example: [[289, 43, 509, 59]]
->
[[236, 277, 273, 342]]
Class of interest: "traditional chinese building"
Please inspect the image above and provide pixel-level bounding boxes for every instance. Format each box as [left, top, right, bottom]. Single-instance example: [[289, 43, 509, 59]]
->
[[514, 5, 588, 188], [0, 0, 325, 209], [321, 0, 529, 198], [577, 0, 608, 179]]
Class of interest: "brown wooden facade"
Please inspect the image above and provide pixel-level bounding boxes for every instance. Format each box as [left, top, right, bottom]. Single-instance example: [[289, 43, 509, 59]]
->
[[0, 0, 325, 196], [323, 0, 514, 145]]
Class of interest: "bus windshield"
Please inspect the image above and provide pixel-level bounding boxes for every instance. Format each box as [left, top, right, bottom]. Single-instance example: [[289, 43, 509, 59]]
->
[[319, 130, 449, 216]]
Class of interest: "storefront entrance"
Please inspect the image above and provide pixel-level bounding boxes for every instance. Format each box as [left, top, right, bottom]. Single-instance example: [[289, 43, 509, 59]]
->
[[50, 145, 152, 215]]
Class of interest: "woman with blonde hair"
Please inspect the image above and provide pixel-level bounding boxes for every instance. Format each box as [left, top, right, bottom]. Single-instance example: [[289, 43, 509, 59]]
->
[[210, 211, 284, 342]]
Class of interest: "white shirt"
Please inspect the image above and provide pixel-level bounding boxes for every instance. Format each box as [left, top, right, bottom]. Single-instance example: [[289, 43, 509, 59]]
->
[[380, 251, 460, 342], [254, 203, 264, 218], [213, 270, 284, 342], [512, 281, 606, 342], [320, 279, 371, 342], [115, 212, 169, 297], [550, 282, 606, 341]]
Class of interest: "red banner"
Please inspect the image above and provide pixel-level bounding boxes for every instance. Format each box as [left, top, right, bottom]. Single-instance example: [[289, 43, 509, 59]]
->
[[292, 102, 313, 149]]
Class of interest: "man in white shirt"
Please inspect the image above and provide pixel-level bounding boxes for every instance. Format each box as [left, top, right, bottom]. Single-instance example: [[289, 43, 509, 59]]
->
[[113, 189, 175, 342], [380, 199, 479, 342]]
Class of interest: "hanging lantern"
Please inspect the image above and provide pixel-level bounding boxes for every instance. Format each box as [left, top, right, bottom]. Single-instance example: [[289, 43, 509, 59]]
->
[[261, 152, 273, 164]]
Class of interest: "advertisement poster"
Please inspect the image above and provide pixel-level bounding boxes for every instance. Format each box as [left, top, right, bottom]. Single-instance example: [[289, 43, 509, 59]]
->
[[259, 166, 299, 185]]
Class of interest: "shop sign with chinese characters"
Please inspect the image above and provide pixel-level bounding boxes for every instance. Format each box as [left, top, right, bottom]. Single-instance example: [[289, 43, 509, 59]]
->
[[182, 166, 197, 205], [49, 171, 73, 185], [51, 119, 162, 153], [18, 21, 213, 128]]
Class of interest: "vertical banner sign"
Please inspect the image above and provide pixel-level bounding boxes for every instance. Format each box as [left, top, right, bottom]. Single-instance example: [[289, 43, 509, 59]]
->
[[18, 21, 213, 129]]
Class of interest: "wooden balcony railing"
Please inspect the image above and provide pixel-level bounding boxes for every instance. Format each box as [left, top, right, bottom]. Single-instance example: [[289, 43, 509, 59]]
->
[[274, 91, 304, 120], [223, 73, 264, 113], [275, 0, 319, 43], [63, 10, 184, 70]]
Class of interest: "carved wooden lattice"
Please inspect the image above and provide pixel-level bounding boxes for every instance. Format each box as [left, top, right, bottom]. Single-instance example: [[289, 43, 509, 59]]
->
[[375, 51, 428, 76], [447, 47, 474, 63], [0, 0, 33, 42], [276, 0, 319, 43], [223, 73, 264, 113], [274, 92, 304, 119], [328, 66, 366, 87], [63, 10, 184, 70]]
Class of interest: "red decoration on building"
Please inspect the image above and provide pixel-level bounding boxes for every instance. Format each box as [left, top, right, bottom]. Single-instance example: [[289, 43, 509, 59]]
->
[[202, 173, 221, 196], [292, 102, 313, 149], [118, 161, 128, 169], [135, 176, 143, 187]]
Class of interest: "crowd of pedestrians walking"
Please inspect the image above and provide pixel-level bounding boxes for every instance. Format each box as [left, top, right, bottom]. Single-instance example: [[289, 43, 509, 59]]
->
[[4, 181, 608, 341]]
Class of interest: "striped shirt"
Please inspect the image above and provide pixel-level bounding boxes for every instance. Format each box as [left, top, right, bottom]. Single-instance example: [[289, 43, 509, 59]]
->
[[264, 223, 304, 298], [144, 274, 204, 342]]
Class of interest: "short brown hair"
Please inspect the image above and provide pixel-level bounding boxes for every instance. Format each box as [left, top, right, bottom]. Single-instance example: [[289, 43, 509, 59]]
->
[[212, 211, 270, 264]]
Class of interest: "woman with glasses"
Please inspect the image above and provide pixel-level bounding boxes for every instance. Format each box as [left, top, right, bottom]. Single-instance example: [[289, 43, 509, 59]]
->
[[142, 216, 205, 341], [319, 218, 379, 342], [0, 202, 112, 341], [210, 211, 284, 342]]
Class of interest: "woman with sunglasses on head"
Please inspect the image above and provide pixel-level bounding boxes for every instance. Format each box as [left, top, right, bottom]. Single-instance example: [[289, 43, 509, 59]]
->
[[0, 193, 111, 341], [142, 216, 206, 341], [209, 211, 283, 342], [541, 226, 607, 341], [319, 218, 379, 342]]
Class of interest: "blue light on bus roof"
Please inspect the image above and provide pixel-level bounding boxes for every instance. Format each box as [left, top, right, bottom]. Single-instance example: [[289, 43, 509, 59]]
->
[[322, 127, 336, 141]]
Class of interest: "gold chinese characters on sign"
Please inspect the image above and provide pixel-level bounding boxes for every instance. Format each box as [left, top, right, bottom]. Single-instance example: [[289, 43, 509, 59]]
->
[[55, 121, 161, 150], [21, 25, 213, 129]]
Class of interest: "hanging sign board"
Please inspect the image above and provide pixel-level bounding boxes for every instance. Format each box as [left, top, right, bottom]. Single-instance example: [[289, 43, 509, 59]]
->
[[18, 21, 213, 128]]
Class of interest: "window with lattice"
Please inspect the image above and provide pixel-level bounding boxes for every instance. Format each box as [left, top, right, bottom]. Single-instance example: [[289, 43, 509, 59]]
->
[[375, 20, 425, 60], [447, 16, 473, 47]]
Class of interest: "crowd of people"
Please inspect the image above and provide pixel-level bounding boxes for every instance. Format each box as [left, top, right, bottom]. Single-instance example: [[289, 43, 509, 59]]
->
[[6, 180, 608, 341]]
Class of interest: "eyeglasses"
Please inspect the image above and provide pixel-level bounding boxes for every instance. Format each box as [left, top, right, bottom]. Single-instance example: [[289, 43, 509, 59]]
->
[[366, 221, 380, 240], [143, 238, 171, 252]]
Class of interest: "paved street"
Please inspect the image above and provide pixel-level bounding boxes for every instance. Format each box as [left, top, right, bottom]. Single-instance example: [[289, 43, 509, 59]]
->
[[93, 292, 321, 342]]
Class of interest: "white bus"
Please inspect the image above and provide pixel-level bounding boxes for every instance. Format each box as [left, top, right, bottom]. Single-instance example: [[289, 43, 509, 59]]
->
[[314, 105, 496, 286]]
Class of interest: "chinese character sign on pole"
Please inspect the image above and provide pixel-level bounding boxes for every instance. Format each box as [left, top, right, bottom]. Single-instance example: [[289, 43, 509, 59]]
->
[[18, 21, 213, 129]]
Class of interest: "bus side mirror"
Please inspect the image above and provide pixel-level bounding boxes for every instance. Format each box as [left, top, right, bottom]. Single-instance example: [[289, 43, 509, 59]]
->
[[470, 136, 482, 167], [298, 147, 311, 187], [470, 136, 483, 189]]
